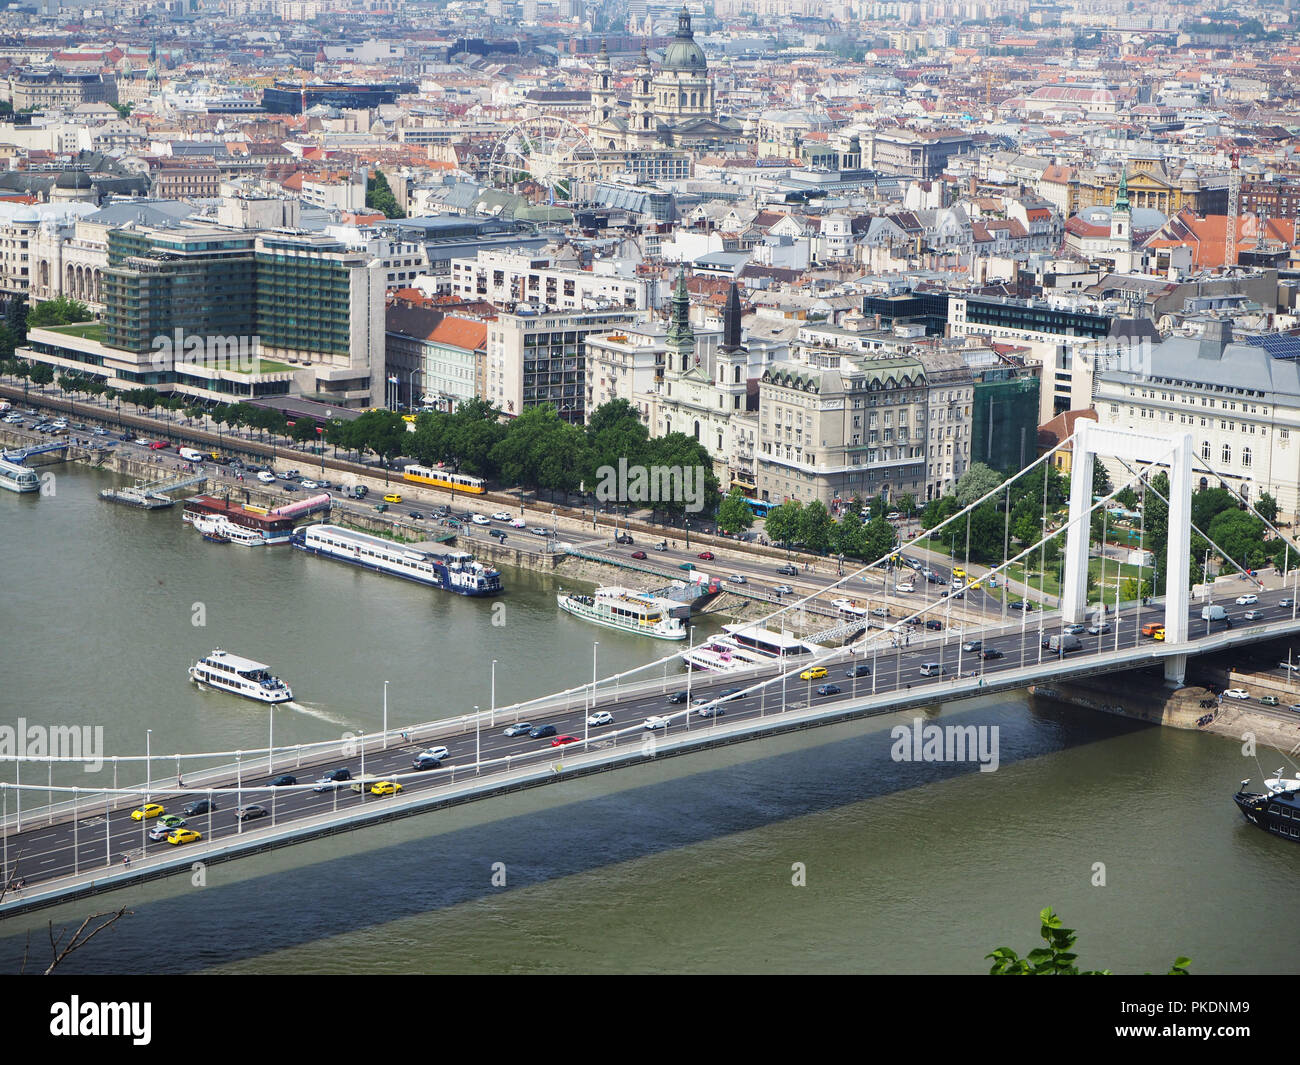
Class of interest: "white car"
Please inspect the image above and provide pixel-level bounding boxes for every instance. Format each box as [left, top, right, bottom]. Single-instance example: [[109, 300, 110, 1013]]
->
[[421, 745, 450, 761], [299, 479, 319, 489], [491, 512, 511, 522], [1223, 689, 1250, 700], [1236, 594, 1259, 605], [587, 711, 614, 726], [643, 716, 671, 730], [256, 470, 276, 483], [471, 514, 491, 525], [134, 437, 151, 445], [897, 582, 915, 593], [728, 574, 747, 584], [509, 517, 527, 528]]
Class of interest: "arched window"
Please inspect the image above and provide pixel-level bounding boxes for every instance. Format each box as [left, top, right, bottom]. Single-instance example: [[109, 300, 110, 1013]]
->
[[693, 420, 700, 440], [1242, 447, 1252, 468], [1199, 476, 1209, 491], [1201, 440, 1211, 461], [734, 365, 741, 384], [1221, 443, 1231, 464]]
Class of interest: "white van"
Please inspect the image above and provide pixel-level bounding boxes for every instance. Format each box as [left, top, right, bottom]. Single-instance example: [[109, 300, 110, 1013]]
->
[[178, 447, 205, 462], [256, 470, 276, 483], [920, 662, 943, 677], [1201, 605, 1226, 621]]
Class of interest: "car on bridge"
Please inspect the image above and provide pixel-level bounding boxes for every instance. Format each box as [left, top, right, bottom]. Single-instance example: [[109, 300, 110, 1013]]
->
[[919, 662, 944, 677], [1223, 688, 1250, 700], [846, 664, 872, 677], [509, 518, 527, 528], [131, 803, 164, 821], [422, 746, 450, 761], [413, 754, 443, 771], [371, 781, 403, 796], [924, 619, 943, 631], [698, 551, 715, 560], [1236, 594, 1259, 605], [1063, 624, 1087, 635], [1282, 598, 1295, 609], [962, 640, 983, 652], [631, 551, 647, 560], [492, 512, 511, 522], [774, 584, 794, 596], [1141, 622, 1165, 639], [696, 705, 726, 718], [800, 666, 828, 681], [643, 715, 671, 730], [182, 799, 218, 816], [503, 722, 533, 736], [269, 774, 297, 787], [472, 514, 491, 525], [1088, 622, 1111, 635], [529, 725, 558, 739], [313, 769, 352, 790], [167, 828, 202, 846], [149, 822, 179, 841], [776, 563, 799, 576], [1244, 610, 1265, 620], [236, 805, 268, 822], [587, 711, 614, 726], [728, 574, 747, 584], [667, 691, 688, 704], [981, 649, 1004, 660], [816, 684, 842, 696], [551, 735, 579, 747]]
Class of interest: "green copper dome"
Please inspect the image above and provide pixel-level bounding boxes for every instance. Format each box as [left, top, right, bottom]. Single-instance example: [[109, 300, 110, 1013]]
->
[[661, 6, 706, 72]]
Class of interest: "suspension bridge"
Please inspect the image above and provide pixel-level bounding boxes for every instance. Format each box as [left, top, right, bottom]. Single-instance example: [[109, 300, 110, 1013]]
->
[[5, 423, 1300, 912]]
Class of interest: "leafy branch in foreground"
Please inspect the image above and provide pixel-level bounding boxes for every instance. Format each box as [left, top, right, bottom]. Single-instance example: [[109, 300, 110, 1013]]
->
[[987, 907, 1190, 975]]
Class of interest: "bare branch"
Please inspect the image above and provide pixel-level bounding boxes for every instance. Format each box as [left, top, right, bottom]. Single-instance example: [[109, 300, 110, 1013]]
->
[[44, 908, 133, 976]]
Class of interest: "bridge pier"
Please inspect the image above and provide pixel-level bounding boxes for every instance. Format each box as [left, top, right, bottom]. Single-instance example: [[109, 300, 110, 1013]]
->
[[1163, 652, 1188, 687]]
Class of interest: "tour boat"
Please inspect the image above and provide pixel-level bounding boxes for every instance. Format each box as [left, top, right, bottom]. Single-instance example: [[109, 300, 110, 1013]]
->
[[193, 513, 262, 546], [291, 523, 502, 596], [188, 649, 293, 703], [0, 456, 39, 493], [1234, 773, 1300, 843], [557, 586, 688, 640], [683, 623, 825, 672]]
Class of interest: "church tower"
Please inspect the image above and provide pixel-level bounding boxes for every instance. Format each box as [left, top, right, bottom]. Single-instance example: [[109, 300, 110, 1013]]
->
[[666, 269, 696, 374], [627, 40, 657, 148], [590, 39, 615, 129], [654, 6, 714, 128], [1112, 166, 1131, 250], [716, 281, 748, 412]]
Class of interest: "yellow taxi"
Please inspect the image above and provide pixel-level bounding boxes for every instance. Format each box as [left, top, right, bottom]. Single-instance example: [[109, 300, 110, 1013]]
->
[[800, 666, 828, 681], [383, 493, 402, 503], [952, 567, 967, 580], [371, 780, 403, 796], [166, 828, 202, 846], [967, 579, 982, 590], [131, 803, 165, 821]]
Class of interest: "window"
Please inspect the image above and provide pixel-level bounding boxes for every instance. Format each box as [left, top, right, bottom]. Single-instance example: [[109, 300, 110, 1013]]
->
[[1242, 447, 1252, 468], [1222, 443, 1231, 464]]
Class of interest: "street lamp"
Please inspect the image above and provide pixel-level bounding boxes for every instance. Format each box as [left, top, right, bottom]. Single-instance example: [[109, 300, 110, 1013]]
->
[[145, 729, 152, 803], [685, 519, 691, 549], [383, 680, 389, 749], [491, 659, 497, 724], [474, 706, 480, 775]]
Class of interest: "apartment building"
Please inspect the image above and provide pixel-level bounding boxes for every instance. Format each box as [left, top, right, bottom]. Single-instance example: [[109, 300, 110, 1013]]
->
[[450, 250, 654, 311]]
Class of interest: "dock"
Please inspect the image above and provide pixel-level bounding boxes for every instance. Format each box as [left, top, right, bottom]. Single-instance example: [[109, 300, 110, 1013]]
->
[[99, 471, 208, 509]]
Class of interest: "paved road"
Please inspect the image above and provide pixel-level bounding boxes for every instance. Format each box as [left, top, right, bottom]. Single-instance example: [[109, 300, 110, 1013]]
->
[[7, 580, 1300, 890]]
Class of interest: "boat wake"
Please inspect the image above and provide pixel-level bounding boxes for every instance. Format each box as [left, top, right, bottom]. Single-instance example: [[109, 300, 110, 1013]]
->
[[283, 700, 352, 728]]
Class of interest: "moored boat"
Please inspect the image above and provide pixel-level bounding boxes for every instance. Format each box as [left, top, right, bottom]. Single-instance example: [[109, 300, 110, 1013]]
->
[[291, 523, 502, 596], [1234, 772, 1300, 842], [557, 586, 688, 640]]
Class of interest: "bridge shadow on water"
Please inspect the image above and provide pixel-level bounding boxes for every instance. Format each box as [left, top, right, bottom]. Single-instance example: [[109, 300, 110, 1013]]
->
[[0, 697, 1153, 973]]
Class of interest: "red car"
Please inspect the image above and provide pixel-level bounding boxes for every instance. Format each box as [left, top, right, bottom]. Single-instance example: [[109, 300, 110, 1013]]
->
[[148, 440, 169, 450], [631, 550, 647, 560], [550, 735, 579, 747], [698, 551, 715, 560]]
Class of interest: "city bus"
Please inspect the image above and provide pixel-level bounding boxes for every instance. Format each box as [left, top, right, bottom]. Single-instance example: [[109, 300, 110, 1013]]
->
[[741, 497, 772, 518]]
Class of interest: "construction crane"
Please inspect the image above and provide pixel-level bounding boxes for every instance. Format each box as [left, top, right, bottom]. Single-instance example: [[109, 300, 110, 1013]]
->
[[1226, 148, 1240, 268]]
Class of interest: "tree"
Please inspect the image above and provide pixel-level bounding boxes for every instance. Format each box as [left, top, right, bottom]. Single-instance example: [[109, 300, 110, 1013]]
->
[[1114, 486, 1139, 511], [798, 500, 833, 554], [955, 462, 1004, 506], [290, 416, 320, 448], [365, 169, 405, 219], [1207, 508, 1266, 571], [1092, 456, 1112, 497], [988, 907, 1189, 976], [764, 501, 802, 547], [920, 494, 960, 531], [1191, 486, 1238, 532], [28, 362, 54, 389], [1256, 492, 1279, 525], [26, 296, 92, 328], [861, 513, 897, 563], [716, 489, 756, 535]]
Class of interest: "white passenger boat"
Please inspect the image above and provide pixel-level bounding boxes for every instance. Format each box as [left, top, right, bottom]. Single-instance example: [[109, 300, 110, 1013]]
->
[[193, 513, 264, 546], [0, 456, 39, 493], [291, 523, 502, 596], [557, 586, 688, 640], [682, 622, 825, 672], [188, 649, 293, 703]]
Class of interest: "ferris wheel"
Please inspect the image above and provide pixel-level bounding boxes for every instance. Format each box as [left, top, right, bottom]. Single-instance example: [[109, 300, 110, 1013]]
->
[[487, 116, 598, 203]]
